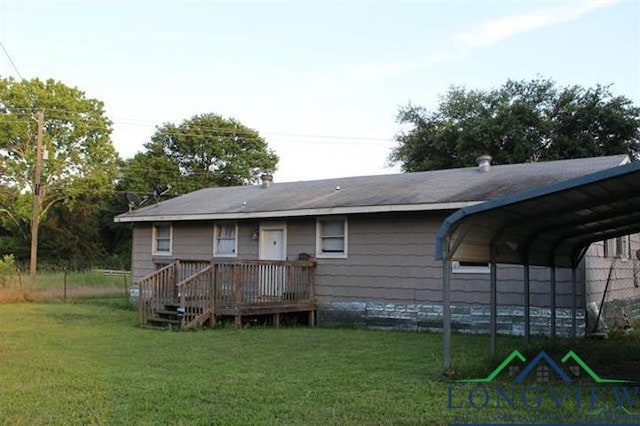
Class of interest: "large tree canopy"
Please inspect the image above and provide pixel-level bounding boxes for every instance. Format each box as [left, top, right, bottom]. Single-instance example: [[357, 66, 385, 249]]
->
[[0, 77, 118, 216], [120, 113, 279, 196], [0, 78, 119, 267], [390, 78, 640, 171]]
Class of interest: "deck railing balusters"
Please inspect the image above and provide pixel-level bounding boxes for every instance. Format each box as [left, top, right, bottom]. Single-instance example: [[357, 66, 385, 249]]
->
[[137, 259, 316, 328]]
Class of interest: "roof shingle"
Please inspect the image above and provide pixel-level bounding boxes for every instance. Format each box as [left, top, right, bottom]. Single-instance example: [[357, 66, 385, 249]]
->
[[115, 155, 628, 222]]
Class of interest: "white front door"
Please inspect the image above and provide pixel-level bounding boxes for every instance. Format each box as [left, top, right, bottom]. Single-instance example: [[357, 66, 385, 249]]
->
[[261, 230, 285, 261], [259, 223, 287, 298]]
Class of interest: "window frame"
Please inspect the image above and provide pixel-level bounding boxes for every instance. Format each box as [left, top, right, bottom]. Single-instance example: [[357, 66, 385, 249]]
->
[[452, 261, 491, 274], [152, 223, 173, 256], [213, 222, 239, 257], [605, 235, 630, 259], [315, 217, 348, 259]]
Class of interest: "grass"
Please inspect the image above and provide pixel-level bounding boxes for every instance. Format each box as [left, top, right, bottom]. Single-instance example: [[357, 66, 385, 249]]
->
[[0, 299, 638, 424]]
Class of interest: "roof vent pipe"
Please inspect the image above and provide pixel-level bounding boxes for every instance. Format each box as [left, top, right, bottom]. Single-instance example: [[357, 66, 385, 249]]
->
[[476, 155, 492, 173], [260, 173, 273, 188]]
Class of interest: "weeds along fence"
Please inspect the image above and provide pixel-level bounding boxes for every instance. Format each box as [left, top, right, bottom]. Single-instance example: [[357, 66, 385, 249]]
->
[[585, 258, 640, 333], [0, 266, 132, 302]]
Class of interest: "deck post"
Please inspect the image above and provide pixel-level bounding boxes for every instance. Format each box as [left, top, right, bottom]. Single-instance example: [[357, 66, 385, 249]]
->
[[274, 312, 280, 327], [173, 260, 181, 303], [550, 262, 556, 341], [233, 264, 242, 328], [309, 262, 316, 327], [442, 240, 452, 371], [489, 244, 497, 357], [210, 264, 217, 327]]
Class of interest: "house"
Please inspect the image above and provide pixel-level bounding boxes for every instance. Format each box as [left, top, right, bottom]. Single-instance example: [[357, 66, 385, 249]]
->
[[114, 154, 637, 333]]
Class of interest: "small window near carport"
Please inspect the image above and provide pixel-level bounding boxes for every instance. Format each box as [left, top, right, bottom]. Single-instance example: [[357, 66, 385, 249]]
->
[[604, 235, 630, 259], [452, 261, 490, 274]]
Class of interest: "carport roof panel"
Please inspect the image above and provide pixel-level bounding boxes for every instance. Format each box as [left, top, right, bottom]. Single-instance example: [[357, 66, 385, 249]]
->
[[435, 160, 640, 268]]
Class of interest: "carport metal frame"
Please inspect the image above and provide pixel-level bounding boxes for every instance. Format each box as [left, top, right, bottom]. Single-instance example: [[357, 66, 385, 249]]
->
[[435, 159, 640, 370]]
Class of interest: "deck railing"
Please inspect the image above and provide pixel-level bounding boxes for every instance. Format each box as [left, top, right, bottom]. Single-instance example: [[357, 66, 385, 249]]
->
[[212, 260, 315, 306], [137, 262, 178, 326], [137, 259, 315, 327], [177, 265, 214, 328], [137, 260, 211, 326]]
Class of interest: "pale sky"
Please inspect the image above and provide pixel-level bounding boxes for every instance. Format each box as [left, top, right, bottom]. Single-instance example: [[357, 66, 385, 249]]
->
[[1, 0, 638, 182]]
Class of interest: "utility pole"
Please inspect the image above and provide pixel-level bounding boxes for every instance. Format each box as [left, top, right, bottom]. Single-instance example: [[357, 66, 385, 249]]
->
[[30, 110, 44, 280]]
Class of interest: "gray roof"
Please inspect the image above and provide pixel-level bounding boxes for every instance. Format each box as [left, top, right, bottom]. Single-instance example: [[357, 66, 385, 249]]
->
[[115, 155, 628, 222], [435, 158, 640, 268]]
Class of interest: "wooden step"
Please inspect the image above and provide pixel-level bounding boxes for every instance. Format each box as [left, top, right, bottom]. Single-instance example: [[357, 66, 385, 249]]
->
[[147, 317, 181, 326], [156, 309, 183, 318], [163, 303, 184, 311]]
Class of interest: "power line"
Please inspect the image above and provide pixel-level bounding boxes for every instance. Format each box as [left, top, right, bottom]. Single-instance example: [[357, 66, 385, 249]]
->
[[0, 40, 25, 81], [4, 106, 396, 144], [1, 118, 395, 147]]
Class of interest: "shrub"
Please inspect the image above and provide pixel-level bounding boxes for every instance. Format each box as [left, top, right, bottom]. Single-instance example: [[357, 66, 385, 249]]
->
[[0, 254, 16, 288]]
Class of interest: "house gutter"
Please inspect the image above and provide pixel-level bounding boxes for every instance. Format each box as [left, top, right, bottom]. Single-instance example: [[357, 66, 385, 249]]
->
[[114, 201, 483, 223]]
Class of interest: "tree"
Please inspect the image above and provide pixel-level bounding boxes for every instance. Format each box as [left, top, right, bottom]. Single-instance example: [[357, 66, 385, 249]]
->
[[0, 77, 119, 267], [389, 78, 640, 171], [120, 113, 279, 196]]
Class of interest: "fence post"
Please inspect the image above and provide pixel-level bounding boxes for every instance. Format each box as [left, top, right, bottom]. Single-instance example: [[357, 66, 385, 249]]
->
[[63, 266, 68, 303], [122, 262, 129, 300]]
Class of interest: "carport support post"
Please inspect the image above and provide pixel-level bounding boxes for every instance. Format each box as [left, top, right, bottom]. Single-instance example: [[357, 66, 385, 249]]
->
[[442, 249, 452, 371], [571, 267, 577, 339], [524, 262, 530, 346], [550, 263, 556, 341], [489, 245, 497, 357]]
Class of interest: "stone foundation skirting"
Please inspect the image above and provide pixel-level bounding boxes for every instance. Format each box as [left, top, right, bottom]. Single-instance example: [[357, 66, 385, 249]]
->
[[317, 301, 585, 337]]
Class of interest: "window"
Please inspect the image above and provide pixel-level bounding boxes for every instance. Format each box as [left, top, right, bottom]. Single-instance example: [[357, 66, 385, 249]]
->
[[316, 217, 348, 258], [604, 235, 629, 259], [452, 261, 490, 274], [214, 223, 238, 257], [152, 224, 172, 256]]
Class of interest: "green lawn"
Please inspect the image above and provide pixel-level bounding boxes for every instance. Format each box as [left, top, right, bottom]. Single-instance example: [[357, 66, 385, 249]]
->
[[0, 299, 638, 425]]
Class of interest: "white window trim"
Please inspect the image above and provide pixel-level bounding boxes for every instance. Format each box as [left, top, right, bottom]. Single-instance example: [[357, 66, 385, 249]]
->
[[452, 261, 490, 274], [259, 222, 287, 261], [605, 235, 630, 260], [213, 222, 239, 257], [152, 223, 173, 256], [315, 216, 348, 259]]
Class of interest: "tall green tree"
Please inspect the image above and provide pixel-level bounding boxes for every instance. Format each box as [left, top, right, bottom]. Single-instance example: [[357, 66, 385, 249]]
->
[[120, 113, 279, 196], [390, 78, 640, 171], [0, 77, 119, 264]]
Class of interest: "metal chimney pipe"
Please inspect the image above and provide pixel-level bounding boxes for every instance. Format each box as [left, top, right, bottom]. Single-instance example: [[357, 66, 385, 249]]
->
[[260, 173, 273, 188], [476, 155, 492, 172]]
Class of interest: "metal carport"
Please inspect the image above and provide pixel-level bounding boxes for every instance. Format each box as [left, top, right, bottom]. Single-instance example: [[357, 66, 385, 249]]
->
[[435, 159, 640, 370]]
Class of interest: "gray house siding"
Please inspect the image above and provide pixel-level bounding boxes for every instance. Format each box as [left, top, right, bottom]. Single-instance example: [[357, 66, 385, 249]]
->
[[131, 212, 584, 335], [310, 212, 580, 335], [132, 223, 154, 282]]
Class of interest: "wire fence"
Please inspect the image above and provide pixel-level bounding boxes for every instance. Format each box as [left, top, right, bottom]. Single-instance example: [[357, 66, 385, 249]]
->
[[0, 267, 132, 303], [585, 258, 640, 334]]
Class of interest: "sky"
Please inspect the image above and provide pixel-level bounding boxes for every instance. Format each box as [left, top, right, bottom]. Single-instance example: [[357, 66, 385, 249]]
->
[[0, 0, 638, 182]]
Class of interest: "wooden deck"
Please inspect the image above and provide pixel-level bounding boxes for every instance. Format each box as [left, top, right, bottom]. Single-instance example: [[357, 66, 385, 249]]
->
[[137, 259, 316, 329]]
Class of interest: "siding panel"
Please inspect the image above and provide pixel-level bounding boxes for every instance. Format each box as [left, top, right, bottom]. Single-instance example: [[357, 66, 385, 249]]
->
[[132, 224, 154, 281]]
